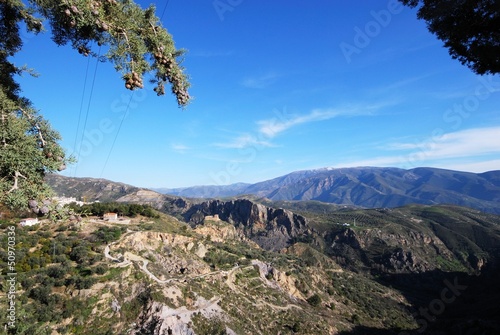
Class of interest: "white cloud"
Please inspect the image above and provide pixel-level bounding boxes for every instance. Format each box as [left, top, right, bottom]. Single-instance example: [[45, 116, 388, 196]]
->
[[330, 156, 406, 169], [212, 101, 395, 150], [387, 126, 500, 159], [257, 103, 390, 138], [213, 134, 274, 149], [257, 108, 340, 138], [370, 73, 434, 94], [336, 126, 500, 171], [171, 144, 190, 153], [241, 72, 279, 89], [439, 159, 500, 173]]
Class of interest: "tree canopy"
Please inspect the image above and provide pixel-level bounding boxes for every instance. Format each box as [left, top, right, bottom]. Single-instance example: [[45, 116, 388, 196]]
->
[[400, 0, 500, 75], [0, 0, 190, 212]]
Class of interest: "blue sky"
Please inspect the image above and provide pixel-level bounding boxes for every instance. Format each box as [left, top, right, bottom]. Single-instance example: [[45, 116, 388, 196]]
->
[[14, 0, 500, 188]]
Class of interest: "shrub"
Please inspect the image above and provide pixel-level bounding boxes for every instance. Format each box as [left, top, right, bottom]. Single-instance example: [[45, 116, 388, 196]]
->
[[70, 245, 90, 264], [94, 264, 108, 275], [46, 265, 68, 279], [93, 226, 125, 244], [306, 293, 321, 307], [74, 276, 97, 290], [29, 286, 52, 305]]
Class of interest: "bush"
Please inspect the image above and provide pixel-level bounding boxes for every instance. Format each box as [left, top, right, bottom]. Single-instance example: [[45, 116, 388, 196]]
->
[[306, 293, 321, 307], [53, 254, 70, 264], [70, 245, 90, 264], [46, 265, 68, 279], [74, 276, 97, 290], [93, 226, 125, 244], [21, 276, 35, 290], [29, 286, 52, 305], [192, 315, 227, 335], [94, 264, 108, 275]]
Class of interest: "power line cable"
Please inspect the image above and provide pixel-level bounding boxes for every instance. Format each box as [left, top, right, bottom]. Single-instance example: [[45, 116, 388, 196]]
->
[[159, 0, 170, 20], [73, 46, 102, 177], [72, 54, 92, 177], [99, 92, 135, 178]]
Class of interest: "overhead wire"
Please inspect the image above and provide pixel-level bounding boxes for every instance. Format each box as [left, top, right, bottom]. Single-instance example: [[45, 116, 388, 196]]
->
[[73, 46, 102, 177], [99, 92, 134, 178], [160, 0, 171, 20], [72, 54, 92, 177]]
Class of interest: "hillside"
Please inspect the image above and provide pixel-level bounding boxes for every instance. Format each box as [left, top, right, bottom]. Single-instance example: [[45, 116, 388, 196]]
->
[[154, 167, 500, 214], [2, 199, 500, 334], [45, 174, 143, 202], [24, 173, 499, 333]]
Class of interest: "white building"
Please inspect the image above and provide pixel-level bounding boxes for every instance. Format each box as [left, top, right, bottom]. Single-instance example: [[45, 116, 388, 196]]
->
[[103, 212, 118, 221], [20, 218, 39, 226]]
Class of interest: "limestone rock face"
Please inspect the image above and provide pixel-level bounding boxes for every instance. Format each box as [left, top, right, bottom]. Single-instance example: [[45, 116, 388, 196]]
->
[[184, 199, 311, 251]]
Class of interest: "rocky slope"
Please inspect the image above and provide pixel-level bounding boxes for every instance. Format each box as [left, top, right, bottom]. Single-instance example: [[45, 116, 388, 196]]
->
[[28, 174, 500, 333], [45, 174, 142, 202], [294, 204, 500, 274]]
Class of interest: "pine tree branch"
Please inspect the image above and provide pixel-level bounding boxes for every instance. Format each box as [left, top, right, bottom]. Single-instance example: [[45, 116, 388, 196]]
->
[[7, 170, 27, 194], [19, 107, 46, 148], [149, 21, 158, 37], [1, 111, 6, 147]]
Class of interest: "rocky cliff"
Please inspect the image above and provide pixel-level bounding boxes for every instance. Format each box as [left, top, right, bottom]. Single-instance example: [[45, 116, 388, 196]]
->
[[182, 199, 312, 251]]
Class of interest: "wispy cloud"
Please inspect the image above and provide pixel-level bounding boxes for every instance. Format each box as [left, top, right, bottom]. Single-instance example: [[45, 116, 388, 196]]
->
[[257, 102, 391, 138], [337, 126, 500, 170], [370, 73, 435, 94], [439, 159, 500, 173], [330, 156, 406, 169], [171, 143, 190, 153], [213, 102, 395, 150], [241, 72, 280, 89], [429, 76, 500, 100], [386, 126, 500, 159], [257, 108, 341, 138], [213, 134, 275, 149]]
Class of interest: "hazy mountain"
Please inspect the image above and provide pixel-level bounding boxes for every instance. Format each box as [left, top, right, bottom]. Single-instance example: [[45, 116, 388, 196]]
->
[[155, 167, 500, 214], [152, 182, 250, 198]]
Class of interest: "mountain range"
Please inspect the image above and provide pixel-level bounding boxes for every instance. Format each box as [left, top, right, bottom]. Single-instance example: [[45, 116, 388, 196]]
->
[[153, 167, 500, 214]]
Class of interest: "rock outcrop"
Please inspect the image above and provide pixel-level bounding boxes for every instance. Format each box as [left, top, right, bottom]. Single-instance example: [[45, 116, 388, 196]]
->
[[183, 199, 312, 251]]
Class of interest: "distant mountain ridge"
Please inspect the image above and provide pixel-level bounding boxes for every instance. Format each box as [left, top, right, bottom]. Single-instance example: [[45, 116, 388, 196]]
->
[[155, 167, 500, 214], [153, 182, 251, 198]]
